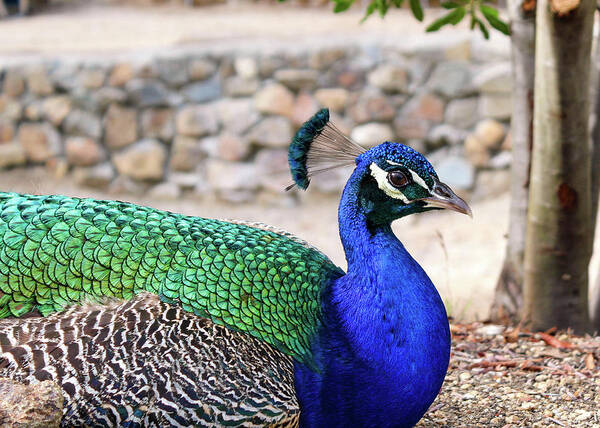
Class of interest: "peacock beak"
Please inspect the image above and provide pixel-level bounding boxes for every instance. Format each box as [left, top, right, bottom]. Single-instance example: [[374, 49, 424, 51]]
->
[[418, 178, 472, 217]]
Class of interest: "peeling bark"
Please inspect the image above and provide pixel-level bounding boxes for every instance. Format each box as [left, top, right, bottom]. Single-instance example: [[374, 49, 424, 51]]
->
[[523, 0, 595, 332], [491, 0, 535, 322]]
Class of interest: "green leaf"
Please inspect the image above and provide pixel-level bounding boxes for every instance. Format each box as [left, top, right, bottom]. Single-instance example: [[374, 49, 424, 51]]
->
[[391, 0, 404, 7], [480, 5, 510, 35], [478, 21, 490, 39], [361, 1, 377, 22], [447, 6, 465, 24], [333, 0, 354, 13], [441, 1, 460, 8], [425, 7, 467, 32], [425, 14, 452, 32], [409, 0, 424, 21]]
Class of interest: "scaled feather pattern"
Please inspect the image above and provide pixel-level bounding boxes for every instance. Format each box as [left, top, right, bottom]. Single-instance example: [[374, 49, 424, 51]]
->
[[0, 192, 344, 367]]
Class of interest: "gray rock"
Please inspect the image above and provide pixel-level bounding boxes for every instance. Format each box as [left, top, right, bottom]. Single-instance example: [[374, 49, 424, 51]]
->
[[0, 142, 26, 169], [254, 148, 291, 192], [149, 181, 182, 199], [73, 162, 115, 188], [234, 57, 258, 80], [79, 67, 106, 89], [0, 118, 14, 143], [113, 139, 167, 181], [108, 63, 134, 87], [350, 123, 394, 147], [104, 104, 138, 149], [70, 87, 101, 113], [223, 76, 259, 97], [182, 76, 221, 103], [314, 88, 349, 112], [26, 66, 54, 96], [427, 61, 472, 98], [41, 96, 72, 126], [291, 92, 320, 127], [188, 59, 217, 81], [2, 69, 25, 97], [94, 87, 128, 110], [156, 57, 189, 87], [49, 63, 80, 92], [216, 98, 259, 135], [401, 92, 445, 123], [218, 133, 250, 162], [168, 171, 202, 190], [65, 136, 105, 167], [63, 109, 102, 139], [258, 56, 286, 78], [490, 151, 512, 169], [254, 83, 294, 117], [367, 64, 408, 93], [206, 159, 258, 192], [393, 116, 429, 141], [445, 98, 479, 129], [0, 94, 22, 121], [479, 93, 512, 120], [126, 79, 170, 108], [427, 124, 465, 149], [24, 100, 44, 121], [141, 108, 175, 142], [473, 62, 512, 94], [170, 136, 204, 172], [312, 166, 353, 194], [434, 155, 475, 190], [309, 48, 347, 70], [247, 117, 293, 148], [348, 91, 395, 124], [274, 69, 318, 91], [464, 134, 491, 168], [176, 104, 219, 137], [17, 122, 61, 163]]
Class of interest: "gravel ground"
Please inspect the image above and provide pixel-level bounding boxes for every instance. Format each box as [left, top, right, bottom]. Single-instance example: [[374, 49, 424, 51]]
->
[[418, 324, 600, 428]]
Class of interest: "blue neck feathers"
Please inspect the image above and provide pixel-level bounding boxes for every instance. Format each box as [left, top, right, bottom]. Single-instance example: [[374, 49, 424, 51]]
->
[[294, 164, 451, 428]]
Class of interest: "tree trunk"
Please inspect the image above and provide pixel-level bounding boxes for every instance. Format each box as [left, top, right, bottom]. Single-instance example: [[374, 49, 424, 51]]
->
[[590, 22, 600, 328], [523, 0, 595, 332], [490, 0, 535, 322]]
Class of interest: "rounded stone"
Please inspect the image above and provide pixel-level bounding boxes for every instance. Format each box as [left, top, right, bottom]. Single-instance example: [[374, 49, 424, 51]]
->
[[65, 136, 105, 167], [104, 104, 138, 149], [350, 123, 394, 147], [113, 139, 167, 181], [254, 83, 294, 117]]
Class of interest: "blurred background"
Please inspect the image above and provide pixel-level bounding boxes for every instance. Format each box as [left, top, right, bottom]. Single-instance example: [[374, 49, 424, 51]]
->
[[0, 0, 516, 321]]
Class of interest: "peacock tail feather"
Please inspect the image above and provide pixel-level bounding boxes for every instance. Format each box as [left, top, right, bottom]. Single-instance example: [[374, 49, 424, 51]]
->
[[0, 192, 344, 366], [0, 292, 299, 427]]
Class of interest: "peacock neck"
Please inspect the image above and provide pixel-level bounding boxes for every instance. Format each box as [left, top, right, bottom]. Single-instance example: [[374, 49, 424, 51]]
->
[[293, 168, 451, 428]]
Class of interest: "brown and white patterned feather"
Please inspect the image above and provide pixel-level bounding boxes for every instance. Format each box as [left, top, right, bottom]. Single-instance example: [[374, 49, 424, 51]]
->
[[0, 293, 299, 427]]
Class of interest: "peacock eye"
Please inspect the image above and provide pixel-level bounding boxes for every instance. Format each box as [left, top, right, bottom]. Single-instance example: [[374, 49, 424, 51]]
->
[[387, 170, 409, 188]]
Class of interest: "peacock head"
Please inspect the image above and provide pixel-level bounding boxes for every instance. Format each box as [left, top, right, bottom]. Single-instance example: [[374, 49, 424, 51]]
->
[[288, 108, 471, 224]]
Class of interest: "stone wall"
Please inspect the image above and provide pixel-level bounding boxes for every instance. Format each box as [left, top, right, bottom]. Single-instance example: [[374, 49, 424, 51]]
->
[[0, 36, 512, 202]]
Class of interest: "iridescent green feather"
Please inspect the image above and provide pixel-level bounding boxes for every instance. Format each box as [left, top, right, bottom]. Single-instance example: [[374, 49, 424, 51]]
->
[[0, 192, 344, 366]]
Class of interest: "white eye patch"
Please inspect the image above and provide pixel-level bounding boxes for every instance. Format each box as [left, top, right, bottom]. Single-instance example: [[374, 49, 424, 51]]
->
[[385, 160, 431, 190], [369, 163, 410, 203]]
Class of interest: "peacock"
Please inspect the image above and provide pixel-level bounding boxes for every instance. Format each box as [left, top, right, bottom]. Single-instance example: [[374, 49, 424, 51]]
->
[[0, 108, 471, 427]]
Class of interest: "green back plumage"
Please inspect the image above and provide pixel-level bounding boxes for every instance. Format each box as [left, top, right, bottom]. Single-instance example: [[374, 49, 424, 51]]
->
[[0, 192, 343, 365]]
